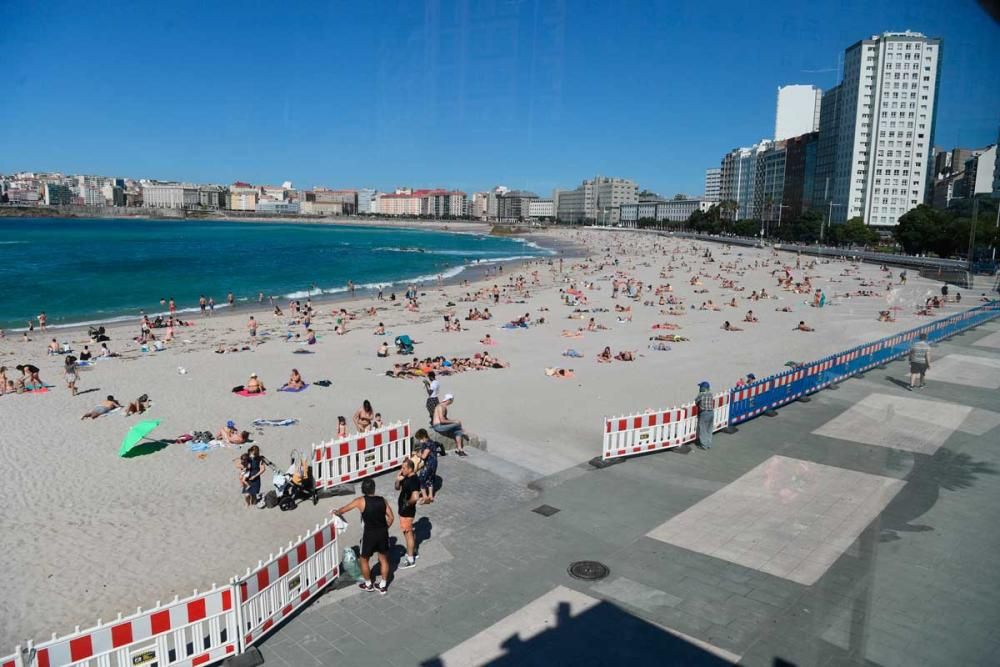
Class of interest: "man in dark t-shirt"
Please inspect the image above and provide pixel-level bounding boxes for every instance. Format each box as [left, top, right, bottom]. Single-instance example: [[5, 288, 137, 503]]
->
[[395, 459, 421, 569]]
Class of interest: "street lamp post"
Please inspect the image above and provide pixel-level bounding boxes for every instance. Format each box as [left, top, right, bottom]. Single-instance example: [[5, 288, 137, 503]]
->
[[822, 202, 843, 244]]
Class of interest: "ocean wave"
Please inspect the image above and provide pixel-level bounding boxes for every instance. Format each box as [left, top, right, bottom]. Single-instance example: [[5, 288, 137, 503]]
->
[[374, 246, 547, 258], [0, 240, 27, 245]]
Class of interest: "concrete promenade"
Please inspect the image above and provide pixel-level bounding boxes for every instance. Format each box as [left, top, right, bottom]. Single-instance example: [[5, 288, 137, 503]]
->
[[259, 318, 1000, 666]]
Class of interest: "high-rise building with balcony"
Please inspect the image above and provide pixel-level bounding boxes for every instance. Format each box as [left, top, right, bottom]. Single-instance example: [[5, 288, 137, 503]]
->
[[814, 31, 942, 225], [774, 85, 822, 141]]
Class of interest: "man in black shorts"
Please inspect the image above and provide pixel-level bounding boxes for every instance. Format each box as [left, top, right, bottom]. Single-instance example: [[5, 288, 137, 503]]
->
[[395, 459, 421, 569], [333, 478, 394, 595]]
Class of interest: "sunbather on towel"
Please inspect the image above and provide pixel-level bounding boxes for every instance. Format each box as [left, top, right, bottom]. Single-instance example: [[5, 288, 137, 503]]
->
[[81, 395, 122, 420], [217, 421, 250, 444], [281, 368, 306, 391]]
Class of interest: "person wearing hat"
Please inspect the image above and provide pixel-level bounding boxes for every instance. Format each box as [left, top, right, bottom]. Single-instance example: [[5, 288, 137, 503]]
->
[[246, 372, 265, 394], [695, 381, 715, 450], [217, 420, 249, 445], [432, 393, 468, 456]]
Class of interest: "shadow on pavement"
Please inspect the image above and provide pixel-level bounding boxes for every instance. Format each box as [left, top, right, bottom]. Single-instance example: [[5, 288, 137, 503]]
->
[[420, 599, 741, 666]]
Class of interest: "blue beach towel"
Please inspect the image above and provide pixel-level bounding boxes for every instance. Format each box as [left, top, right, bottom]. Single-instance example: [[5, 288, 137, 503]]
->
[[278, 383, 309, 393], [252, 418, 299, 427]]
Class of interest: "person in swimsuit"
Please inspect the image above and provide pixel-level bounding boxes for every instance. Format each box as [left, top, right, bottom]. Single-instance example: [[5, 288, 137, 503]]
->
[[248, 316, 258, 347], [337, 416, 348, 438], [332, 478, 394, 595], [245, 373, 265, 393], [64, 356, 79, 395], [282, 368, 305, 390], [353, 399, 375, 432], [125, 393, 152, 416], [81, 395, 122, 419]]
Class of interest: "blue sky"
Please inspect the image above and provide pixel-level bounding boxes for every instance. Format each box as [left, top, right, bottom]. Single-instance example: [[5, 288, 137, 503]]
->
[[1, 0, 997, 196]]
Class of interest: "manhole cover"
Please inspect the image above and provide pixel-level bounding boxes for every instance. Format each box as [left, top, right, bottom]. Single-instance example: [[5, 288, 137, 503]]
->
[[568, 561, 610, 581], [532, 504, 561, 517]]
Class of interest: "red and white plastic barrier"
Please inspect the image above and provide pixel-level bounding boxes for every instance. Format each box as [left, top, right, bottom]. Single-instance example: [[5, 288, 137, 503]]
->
[[20, 585, 238, 667], [312, 421, 412, 487], [236, 520, 341, 648], [602, 392, 729, 461], [4, 520, 341, 667]]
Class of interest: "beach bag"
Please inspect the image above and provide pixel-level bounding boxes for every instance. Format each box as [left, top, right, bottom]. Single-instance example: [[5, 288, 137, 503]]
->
[[263, 490, 279, 509], [342, 546, 363, 581]]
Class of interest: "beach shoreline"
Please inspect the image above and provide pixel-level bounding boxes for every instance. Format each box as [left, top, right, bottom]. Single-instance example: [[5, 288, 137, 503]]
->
[[1, 227, 583, 335]]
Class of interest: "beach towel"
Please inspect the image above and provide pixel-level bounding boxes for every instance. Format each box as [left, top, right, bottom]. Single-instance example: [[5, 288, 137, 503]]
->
[[236, 390, 266, 397], [252, 418, 299, 427], [278, 384, 309, 393], [563, 349, 583, 358]]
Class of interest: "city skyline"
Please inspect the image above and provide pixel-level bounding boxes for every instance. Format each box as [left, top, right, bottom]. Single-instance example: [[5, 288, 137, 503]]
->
[[1, 1, 998, 196]]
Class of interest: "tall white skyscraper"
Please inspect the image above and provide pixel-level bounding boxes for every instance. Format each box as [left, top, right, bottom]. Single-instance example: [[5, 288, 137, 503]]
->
[[704, 168, 721, 202], [774, 85, 822, 141], [816, 31, 941, 225]]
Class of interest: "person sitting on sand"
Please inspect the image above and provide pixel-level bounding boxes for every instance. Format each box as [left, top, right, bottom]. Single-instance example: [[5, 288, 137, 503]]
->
[[353, 399, 375, 432], [480, 333, 496, 345], [124, 393, 151, 416], [99, 342, 117, 358], [722, 321, 743, 332], [545, 367, 575, 378], [744, 310, 758, 323], [614, 350, 636, 361], [877, 310, 895, 322], [305, 329, 317, 344], [597, 346, 613, 363], [47, 338, 60, 355], [794, 321, 815, 332], [82, 395, 122, 420], [282, 368, 306, 391], [218, 420, 250, 445], [374, 322, 385, 335], [246, 373, 265, 393], [377, 341, 390, 357]]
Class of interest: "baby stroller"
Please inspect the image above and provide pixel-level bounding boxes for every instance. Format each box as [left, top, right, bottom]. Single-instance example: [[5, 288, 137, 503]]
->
[[263, 450, 318, 511], [395, 334, 414, 355]]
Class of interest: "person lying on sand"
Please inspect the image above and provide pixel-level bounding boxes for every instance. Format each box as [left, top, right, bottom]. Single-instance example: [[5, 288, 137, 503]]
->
[[561, 330, 584, 338], [615, 350, 636, 361], [246, 373, 265, 393], [722, 321, 743, 332], [794, 321, 815, 332], [651, 334, 689, 342], [125, 394, 151, 416], [282, 368, 306, 390], [545, 367, 575, 378], [217, 421, 250, 444], [82, 395, 122, 419]]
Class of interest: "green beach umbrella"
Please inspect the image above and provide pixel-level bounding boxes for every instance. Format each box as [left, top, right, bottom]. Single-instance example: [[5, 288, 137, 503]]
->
[[119, 419, 162, 457]]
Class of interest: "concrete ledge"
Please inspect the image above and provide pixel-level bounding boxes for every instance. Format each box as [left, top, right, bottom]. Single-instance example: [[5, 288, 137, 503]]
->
[[425, 427, 488, 453]]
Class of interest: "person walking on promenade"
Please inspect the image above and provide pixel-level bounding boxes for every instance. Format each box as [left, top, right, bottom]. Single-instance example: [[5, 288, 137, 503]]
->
[[333, 478, 394, 595], [695, 381, 715, 450], [908, 333, 931, 390], [394, 459, 421, 569]]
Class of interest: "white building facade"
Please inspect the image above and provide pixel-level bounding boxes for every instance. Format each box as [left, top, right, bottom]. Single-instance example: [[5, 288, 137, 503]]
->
[[774, 85, 822, 141], [142, 183, 200, 209], [704, 168, 721, 202], [821, 31, 942, 225]]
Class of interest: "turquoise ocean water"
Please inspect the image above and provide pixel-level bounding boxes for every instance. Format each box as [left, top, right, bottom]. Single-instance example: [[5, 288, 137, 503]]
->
[[0, 218, 551, 330]]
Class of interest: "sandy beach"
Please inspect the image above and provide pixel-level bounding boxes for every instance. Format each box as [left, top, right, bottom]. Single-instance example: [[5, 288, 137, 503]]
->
[[0, 227, 966, 646]]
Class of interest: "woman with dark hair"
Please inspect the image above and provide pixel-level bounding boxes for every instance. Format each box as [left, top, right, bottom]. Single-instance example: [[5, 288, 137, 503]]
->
[[242, 445, 266, 508], [353, 399, 375, 432]]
